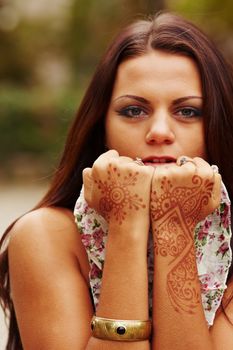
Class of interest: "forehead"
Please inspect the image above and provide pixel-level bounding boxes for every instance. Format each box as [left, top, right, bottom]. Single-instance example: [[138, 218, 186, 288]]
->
[[112, 50, 202, 97]]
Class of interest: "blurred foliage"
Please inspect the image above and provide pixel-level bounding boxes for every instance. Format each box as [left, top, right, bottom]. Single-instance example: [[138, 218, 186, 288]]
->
[[0, 0, 232, 178], [0, 86, 79, 154], [169, 0, 233, 58], [169, 0, 233, 27], [0, 85, 80, 178], [66, 0, 166, 76]]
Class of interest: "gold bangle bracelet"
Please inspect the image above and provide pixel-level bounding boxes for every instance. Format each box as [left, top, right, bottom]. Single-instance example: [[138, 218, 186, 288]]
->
[[91, 316, 152, 341]]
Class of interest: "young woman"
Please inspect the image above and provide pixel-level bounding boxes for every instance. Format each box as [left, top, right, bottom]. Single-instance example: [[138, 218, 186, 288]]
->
[[0, 12, 233, 350]]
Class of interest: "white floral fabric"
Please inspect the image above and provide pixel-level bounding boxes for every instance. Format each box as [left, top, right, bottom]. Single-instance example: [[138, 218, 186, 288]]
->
[[74, 182, 232, 326]]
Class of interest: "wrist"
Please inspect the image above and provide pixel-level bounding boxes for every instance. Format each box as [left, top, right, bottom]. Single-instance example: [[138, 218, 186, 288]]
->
[[108, 218, 149, 244]]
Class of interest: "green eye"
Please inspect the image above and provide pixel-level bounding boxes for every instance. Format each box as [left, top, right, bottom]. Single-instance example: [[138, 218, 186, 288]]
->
[[177, 107, 202, 118], [117, 106, 147, 118]]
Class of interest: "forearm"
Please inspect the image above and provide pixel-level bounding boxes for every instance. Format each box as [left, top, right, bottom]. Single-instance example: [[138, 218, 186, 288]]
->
[[86, 221, 150, 350], [151, 224, 214, 350]]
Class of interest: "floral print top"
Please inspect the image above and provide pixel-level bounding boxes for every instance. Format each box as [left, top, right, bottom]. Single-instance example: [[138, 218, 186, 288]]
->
[[74, 182, 232, 326]]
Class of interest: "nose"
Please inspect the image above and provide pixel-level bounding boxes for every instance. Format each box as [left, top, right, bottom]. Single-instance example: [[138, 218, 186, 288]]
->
[[145, 109, 175, 145]]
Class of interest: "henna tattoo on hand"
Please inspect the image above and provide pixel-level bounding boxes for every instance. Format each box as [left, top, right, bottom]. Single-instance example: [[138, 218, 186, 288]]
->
[[151, 175, 214, 314], [151, 175, 214, 229], [95, 164, 146, 224]]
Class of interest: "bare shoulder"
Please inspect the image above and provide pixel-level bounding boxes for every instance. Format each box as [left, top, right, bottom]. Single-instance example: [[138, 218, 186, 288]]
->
[[10, 206, 77, 238], [10, 206, 80, 249], [8, 207, 93, 348], [9, 207, 89, 281]]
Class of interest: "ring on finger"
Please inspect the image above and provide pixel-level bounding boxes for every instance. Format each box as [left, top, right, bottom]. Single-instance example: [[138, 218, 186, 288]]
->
[[134, 157, 144, 166], [177, 156, 196, 167], [211, 164, 219, 174], [211, 164, 219, 181]]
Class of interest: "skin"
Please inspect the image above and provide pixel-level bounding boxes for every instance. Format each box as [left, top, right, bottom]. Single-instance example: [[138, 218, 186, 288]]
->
[[8, 51, 233, 349], [105, 50, 206, 163]]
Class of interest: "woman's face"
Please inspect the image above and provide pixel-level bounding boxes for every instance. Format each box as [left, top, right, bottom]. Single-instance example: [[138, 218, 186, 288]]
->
[[105, 50, 206, 166]]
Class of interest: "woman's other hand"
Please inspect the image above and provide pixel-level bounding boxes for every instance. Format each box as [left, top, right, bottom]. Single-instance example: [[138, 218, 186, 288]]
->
[[150, 156, 221, 231], [83, 150, 154, 230]]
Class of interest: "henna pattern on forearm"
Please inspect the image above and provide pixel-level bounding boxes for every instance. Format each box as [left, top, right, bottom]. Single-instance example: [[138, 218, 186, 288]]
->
[[167, 247, 200, 314], [95, 164, 146, 224], [151, 175, 214, 314], [153, 208, 189, 258]]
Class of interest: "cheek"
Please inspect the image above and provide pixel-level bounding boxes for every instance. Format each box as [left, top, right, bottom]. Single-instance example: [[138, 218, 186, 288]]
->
[[105, 121, 137, 155], [195, 126, 206, 158], [197, 140, 207, 160], [105, 120, 122, 150], [181, 127, 206, 158], [105, 117, 129, 150], [106, 132, 129, 152]]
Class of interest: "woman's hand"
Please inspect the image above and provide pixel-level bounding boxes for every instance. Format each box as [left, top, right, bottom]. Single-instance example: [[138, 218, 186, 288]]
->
[[83, 150, 154, 228], [150, 157, 221, 231], [150, 157, 222, 315], [83, 151, 153, 324]]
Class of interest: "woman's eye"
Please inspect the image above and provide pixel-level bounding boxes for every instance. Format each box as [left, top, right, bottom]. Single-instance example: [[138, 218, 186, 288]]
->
[[117, 106, 147, 118], [176, 107, 202, 119]]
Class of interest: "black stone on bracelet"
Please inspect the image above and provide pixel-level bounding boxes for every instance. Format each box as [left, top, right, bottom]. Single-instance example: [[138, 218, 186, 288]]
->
[[116, 326, 126, 335]]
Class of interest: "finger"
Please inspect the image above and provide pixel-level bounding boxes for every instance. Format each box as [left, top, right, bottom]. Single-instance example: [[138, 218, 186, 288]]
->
[[118, 155, 135, 163], [82, 167, 93, 204], [193, 157, 219, 179], [193, 158, 222, 207], [133, 157, 144, 166], [176, 155, 196, 170], [192, 157, 210, 168], [98, 149, 119, 160], [152, 163, 169, 179], [211, 173, 222, 205]]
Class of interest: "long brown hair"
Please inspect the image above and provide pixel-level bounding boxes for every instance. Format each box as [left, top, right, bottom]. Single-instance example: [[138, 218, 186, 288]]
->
[[1, 12, 233, 349]]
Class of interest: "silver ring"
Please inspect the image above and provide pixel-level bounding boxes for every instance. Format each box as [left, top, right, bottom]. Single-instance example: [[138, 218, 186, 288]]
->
[[134, 157, 144, 166], [177, 156, 196, 166], [211, 165, 219, 174]]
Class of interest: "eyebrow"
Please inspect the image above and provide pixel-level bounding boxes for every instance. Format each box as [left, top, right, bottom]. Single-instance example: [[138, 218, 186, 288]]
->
[[113, 95, 150, 105], [113, 94, 203, 105], [172, 96, 203, 105]]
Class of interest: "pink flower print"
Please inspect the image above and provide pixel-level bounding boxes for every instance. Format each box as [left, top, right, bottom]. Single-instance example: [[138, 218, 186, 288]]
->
[[75, 202, 81, 210], [214, 282, 221, 288], [217, 265, 224, 275], [209, 233, 215, 241], [197, 219, 211, 241], [96, 245, 104, 254], [200, 274, 211, 291], [94, 280, 101, 289], [93, 228, 104, 249], [198, 229, 208, 241], [84, 219, 92, 232], [196, 250, 203, 264], [90, 263, 102, 279], [221, 204, 229, 228], [201, 283, 208, 292], [216, 241, 229, 257], [81, 233, 92, 248], [83, 203, 89, 214], [204, 219, 212, 230], [218, 233, 225, 242]]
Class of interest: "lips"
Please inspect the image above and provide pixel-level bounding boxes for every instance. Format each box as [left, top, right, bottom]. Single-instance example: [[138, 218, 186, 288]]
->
[[142, 156, 176, 164]]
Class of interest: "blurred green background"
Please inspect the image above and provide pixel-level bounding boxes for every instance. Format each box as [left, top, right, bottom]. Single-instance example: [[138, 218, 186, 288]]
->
[[0, 0, 233, 181]]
